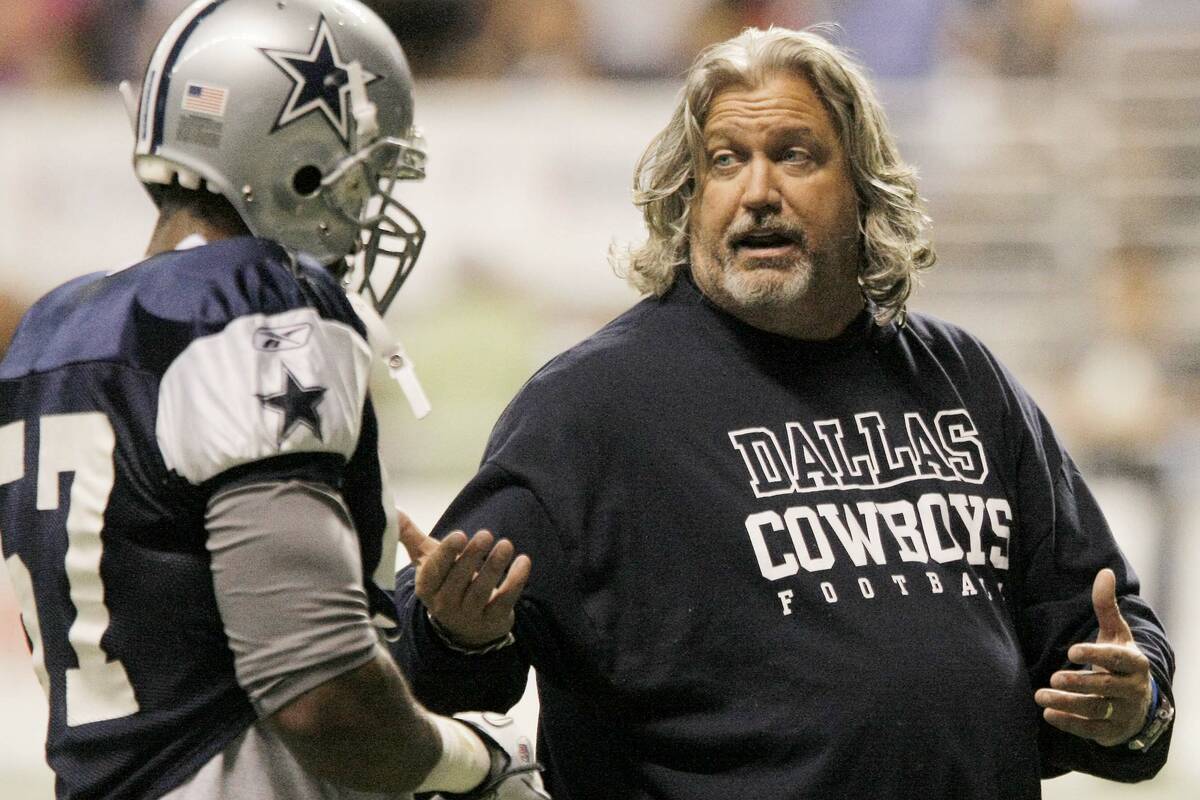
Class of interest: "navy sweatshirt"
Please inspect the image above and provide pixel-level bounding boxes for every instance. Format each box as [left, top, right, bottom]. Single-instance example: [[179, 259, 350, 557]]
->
[[393, 274, 1173, 800]]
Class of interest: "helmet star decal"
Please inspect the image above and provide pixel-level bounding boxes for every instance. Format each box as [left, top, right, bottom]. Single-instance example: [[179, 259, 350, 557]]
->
[[263, 15, 380, 147], [257, 365, 327, 444]]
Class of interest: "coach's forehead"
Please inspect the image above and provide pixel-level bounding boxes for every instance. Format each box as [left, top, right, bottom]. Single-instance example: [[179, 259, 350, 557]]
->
[[703, 73, 838, 142]]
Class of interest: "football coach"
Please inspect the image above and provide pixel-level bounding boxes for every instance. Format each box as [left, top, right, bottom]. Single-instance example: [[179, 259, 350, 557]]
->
[[393, 26, 1175, 800]]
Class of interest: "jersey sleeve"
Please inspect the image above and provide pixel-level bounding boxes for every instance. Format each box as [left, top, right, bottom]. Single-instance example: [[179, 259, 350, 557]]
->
[[156, 305, 371, 486], [206, 479, 380, 717]]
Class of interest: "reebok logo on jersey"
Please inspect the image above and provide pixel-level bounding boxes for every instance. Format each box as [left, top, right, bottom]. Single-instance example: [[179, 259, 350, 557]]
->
[[253, 323, 312, 351]]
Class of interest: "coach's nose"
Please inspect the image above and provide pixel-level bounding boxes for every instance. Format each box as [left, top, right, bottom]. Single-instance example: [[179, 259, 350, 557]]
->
[[741, 155, 781, 214]]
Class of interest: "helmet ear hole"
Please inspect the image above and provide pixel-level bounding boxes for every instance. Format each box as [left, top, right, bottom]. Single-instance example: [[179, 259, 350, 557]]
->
[[292, 165, 323, 197]]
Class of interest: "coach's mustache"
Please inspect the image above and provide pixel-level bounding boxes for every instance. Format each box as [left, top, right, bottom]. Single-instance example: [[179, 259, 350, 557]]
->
[[724, 216, 808, 251]]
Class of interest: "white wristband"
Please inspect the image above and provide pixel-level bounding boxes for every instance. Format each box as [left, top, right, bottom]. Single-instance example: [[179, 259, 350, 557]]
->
[[414, 715, 491, 794]]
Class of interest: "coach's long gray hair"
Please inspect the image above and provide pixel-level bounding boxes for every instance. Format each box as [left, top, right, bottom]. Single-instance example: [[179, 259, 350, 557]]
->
[[614, 27, 934, 325]]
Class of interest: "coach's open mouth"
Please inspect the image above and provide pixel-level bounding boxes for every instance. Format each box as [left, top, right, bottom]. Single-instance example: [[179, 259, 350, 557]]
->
[[732, 229, 803, 256]]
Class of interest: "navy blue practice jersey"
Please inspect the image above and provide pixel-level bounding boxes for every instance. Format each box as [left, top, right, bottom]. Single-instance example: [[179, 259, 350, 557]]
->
[[0, 237, 399, 800]]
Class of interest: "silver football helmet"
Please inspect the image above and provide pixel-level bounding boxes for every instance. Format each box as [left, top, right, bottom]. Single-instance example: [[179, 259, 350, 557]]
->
[[132, 0, 426, 314]]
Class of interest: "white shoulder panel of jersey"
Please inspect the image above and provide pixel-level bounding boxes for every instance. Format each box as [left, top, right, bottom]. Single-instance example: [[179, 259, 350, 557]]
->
[[157, 307, 371, 485]]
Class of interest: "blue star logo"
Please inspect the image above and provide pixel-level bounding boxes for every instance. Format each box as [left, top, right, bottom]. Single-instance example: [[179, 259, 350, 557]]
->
[[263, 15, 380, 147], [257, 366, 327, 444]]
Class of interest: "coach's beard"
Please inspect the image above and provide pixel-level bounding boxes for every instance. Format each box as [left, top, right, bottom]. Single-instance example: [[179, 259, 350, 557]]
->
[[697, 221, 815, 315], [719, 251, 813, 308]]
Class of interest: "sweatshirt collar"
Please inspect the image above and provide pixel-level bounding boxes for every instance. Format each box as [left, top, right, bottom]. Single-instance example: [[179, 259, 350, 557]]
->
[[666, 270, 882, 359]]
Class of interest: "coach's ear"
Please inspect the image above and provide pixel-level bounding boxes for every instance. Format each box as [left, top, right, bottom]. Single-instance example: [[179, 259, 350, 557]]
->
[[397, 509, 438, 565]]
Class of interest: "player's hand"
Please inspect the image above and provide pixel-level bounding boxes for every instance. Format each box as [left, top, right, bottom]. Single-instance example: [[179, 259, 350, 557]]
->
[[422, 712, 550, 800], [398, 511, 531, 649], [1034, 568, 1153, 747]]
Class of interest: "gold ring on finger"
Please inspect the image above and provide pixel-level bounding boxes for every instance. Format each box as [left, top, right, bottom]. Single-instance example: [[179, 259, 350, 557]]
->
[[1103, 700, 1114, 721]]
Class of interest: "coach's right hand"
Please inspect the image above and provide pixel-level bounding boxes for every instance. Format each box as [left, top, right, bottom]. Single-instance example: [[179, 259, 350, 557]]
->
[[398, 511, 531, 649]]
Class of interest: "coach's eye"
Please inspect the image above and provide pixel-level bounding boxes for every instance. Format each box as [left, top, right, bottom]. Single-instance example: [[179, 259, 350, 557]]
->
[[711, 151, 737, 170], [781, 148, 811, 164]]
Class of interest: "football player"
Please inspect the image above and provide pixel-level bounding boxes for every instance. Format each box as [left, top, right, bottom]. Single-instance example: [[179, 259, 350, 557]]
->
[[0, 1, 546, 799]]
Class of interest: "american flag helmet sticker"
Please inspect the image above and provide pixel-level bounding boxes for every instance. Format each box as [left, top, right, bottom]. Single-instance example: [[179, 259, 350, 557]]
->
[[182, 82, 228, 117]]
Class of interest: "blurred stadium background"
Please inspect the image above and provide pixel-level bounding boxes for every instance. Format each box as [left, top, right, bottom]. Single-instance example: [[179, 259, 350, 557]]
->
[[2, 0, 1199, 797]]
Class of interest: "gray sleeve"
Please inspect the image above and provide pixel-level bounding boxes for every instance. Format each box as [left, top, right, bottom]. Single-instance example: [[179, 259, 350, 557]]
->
[[206, 480, 381, 718]]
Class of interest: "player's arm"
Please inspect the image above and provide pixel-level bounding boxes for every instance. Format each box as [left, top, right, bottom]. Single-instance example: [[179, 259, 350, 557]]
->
[[270, 646, 439, 790], [206, 478, 538, 795]]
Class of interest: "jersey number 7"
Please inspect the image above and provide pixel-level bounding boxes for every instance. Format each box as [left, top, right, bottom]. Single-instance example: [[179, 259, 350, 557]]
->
[[0, 412, 140, 726]]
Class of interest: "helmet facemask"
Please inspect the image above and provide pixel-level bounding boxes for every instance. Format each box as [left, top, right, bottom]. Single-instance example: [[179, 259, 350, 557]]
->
[[322, 134, 427, 317], [324, 133, 433, 422]]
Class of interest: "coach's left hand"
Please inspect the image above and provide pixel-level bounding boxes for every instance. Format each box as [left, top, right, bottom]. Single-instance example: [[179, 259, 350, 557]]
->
[[1034, 568, 1152, 747]]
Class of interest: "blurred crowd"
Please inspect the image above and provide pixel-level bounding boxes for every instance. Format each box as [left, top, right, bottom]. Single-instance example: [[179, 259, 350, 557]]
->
[[0, 0, 1094, 88]]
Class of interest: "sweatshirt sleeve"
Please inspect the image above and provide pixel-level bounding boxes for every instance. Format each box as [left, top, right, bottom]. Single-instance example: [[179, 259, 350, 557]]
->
[[391, 462, 587, 715], [1007, 396, 1174, 781]]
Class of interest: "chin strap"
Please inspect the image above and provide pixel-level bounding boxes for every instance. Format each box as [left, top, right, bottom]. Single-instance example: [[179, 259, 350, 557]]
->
[[384, 338, 432, 420], [346, 293, 431, 419], [346, 60, 380, 147]]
